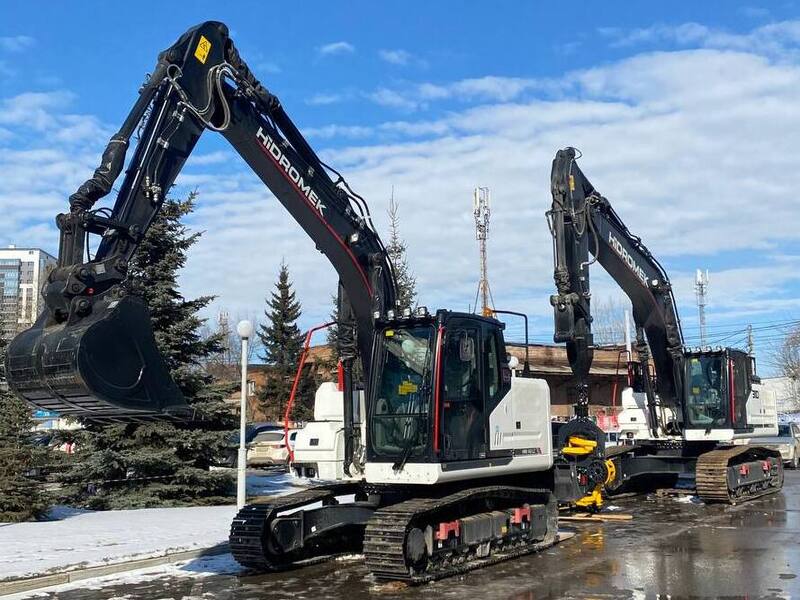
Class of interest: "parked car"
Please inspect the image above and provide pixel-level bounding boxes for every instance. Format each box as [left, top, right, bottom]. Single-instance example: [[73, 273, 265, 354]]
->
[[247, 429, 297, 467], [742, 423, 800, 469], [216, 423, 284, 467]]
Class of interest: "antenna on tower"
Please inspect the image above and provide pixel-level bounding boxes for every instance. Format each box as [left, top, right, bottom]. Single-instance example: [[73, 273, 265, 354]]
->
[[473, 187, 494, 317], [695, 269, 709, 347]]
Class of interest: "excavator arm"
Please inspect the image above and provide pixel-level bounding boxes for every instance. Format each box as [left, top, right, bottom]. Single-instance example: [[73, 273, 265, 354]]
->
[[548, 147, 684, 431], [6, 22, 396, 427]]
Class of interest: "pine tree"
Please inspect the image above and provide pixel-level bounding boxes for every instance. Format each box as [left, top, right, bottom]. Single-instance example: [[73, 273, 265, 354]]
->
[[60, 193, 236, 509], [257, 262, 305, 420], [386, 191, 417, 312], [0, 337, 49, 521]]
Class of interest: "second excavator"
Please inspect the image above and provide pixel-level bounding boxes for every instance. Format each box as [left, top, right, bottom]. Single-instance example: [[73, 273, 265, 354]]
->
[[548, 147, 783, 504], [6, 23, 606, 582]]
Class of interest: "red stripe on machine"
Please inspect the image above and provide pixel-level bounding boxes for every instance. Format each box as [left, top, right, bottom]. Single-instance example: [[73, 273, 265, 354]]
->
[[433, 325, 445, 453]]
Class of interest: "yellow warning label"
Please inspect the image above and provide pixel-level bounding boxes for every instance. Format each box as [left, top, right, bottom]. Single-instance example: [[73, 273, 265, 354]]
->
[[569, 174, 575, 192], [398, 381, 418, 395], [194, 35, 211, 64], [692, 387, 700, 395], [384, 330, 394, 337]]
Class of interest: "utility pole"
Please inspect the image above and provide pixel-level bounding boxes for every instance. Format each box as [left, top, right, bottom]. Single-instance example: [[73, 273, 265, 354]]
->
[[236, 320, 254, 510], [695, 269, 709, 347], [473, 187, 494, 317], [747, 323, 755, 360]]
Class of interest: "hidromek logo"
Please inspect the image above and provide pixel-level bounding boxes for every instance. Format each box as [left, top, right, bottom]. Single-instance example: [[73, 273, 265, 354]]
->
[[608, 232, 648, 285], [256, 127, 326, 216]]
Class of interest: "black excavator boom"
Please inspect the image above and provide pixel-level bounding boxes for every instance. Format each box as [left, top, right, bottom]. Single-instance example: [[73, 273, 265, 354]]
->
[[5, 22, 396, 422]]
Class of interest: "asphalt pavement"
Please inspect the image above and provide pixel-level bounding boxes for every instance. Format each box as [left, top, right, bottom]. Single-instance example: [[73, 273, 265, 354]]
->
[[17, 470, 800, 599]]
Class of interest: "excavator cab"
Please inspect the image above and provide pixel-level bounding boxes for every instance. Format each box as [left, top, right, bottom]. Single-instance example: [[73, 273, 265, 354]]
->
[[682, 348, 751, 431], [367, 309, 510, 466]]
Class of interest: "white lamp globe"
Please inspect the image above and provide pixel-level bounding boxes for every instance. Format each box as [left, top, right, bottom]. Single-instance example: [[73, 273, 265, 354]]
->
[[237, 320, 254, 339]]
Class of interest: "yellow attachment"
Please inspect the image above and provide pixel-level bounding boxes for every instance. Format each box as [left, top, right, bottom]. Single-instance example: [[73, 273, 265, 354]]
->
[[604, 459, 616, 486], [562, 446, 592, 456], [575, 459, 617, 512], [568, 436, 598, 449], [562, 436, 598, 456], [575, 487, 604, 510]]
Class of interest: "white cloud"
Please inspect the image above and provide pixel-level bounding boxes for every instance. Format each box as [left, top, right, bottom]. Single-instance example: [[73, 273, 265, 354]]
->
[[367, 76, 552, 111], [303, 124, 373, 139], [306, 93, 344, 106], [598, 20, 800, 60], [185, 151, 234, 167], [317, 41, 355, 57], [0, 35, 35, 52], [379, 49, 413, 65], [368, 88, 421, 111]]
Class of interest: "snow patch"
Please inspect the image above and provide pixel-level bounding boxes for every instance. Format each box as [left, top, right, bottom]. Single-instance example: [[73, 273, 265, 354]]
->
[[0, 471, 306, 582], [674, 494, 704, 504], [2, 553, 245, 600]]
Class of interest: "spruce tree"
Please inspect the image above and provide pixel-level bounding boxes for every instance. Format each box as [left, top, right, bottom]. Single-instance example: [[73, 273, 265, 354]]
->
[[256, 262, 306, 420], [60, 193, 236, 509], [0, 338, 49, 521], [386, 192, 417, 311]]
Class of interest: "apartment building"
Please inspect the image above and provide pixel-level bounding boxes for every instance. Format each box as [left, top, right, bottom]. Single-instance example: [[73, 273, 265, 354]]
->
[[0, 246, 56, 338]]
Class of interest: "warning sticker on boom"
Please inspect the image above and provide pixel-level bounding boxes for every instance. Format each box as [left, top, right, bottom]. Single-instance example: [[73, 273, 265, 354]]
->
[[194, 35, 211, 64]]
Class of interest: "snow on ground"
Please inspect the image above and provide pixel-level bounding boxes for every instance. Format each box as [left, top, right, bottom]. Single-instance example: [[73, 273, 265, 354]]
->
[[673, 494, 704, 504], [2, 553, 245, 600], [0, 471, 306, 582]]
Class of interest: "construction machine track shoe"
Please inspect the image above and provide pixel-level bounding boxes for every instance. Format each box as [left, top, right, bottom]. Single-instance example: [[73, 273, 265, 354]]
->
[[696, 445, 784, 504], [363, 486, 559, 583], [5, 294, 187, 421]]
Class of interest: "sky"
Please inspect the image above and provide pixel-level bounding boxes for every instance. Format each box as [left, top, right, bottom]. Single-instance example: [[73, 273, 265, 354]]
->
[[1, 1, 799, 374]]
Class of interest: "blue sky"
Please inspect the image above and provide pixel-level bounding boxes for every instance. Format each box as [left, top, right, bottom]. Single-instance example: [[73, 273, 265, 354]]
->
[[2, 2, 799, 373]]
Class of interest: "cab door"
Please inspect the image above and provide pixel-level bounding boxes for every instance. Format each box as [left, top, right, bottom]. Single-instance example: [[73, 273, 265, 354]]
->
[[440, 318, 487, 461]]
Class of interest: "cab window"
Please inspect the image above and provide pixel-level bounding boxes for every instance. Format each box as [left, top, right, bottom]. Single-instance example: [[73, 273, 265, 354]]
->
[[685, 355, 727, 428]]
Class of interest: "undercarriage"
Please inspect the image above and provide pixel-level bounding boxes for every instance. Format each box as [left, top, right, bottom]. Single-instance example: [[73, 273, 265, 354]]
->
[[606, 442, 783, 504], [229, 473, 571, 583]]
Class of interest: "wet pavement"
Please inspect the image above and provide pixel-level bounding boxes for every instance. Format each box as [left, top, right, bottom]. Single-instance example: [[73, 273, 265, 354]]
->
[[22, 471, 800, 599]]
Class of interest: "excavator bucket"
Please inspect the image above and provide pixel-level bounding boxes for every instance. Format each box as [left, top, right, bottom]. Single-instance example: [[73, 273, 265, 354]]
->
[[5, 295, 190, 422]]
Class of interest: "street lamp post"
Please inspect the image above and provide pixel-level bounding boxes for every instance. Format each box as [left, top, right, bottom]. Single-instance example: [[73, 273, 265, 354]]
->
[[236, 320, 254, 510]]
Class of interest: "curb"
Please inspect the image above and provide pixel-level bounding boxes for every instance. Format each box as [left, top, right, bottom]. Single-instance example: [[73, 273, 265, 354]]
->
[[0, 543, 230, 597]]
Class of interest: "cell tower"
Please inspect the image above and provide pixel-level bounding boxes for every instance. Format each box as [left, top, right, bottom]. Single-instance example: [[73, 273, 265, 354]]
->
[[473, 187, 494, 316], [218, 309, 231, 364], [695, 269, 709, 347]]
